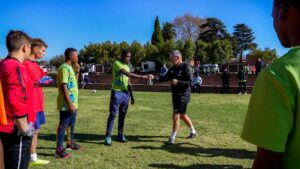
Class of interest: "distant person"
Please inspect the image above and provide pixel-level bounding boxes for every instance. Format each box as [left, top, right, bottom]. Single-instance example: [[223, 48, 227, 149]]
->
[[154, 50, 197, 145], [193, 73, 202, 93], [81, 73, 90, 89], [241, 1, 300, 168], [160, 64, 168, 76], [104, 49, 153, 146], [55, 48, 82, 159], [237, 66, 247, 95], [255, 58, 262, 76], [221, 67, 230, 93]]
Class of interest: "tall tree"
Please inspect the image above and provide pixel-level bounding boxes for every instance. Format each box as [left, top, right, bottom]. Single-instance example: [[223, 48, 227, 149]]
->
[[49, 54, 65, 68], [172, 13, 205, 41], [151, 16, 164, 46], [198, 18, 231, 43], [194, 40, 211, 64], [182, 38, 195, 61], [232, 23, 256, 60], [162, 22, 176, 42], [248, 47, 278, 62], [130, 41, 145, 66]]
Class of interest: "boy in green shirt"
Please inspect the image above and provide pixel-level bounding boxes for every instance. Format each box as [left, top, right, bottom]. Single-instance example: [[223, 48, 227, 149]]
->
[[241, 0, 300, 168], [55, 48, 81, 159]]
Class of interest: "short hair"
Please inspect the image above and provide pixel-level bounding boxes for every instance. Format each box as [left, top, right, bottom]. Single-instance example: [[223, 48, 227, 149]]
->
[[64, 48, 77, 61], [275, 0, 300, 9], [121, 49, 131, 58], [170, 50, 182, 58], [31, 38, 48, 50], [6, 30, 32, 52]]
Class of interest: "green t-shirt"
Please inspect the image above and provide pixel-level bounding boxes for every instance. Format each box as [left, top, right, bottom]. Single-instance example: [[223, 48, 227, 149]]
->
[[241, 47, 300, 169], [57, 63, 78, 111], [111, 60, 129, 91]]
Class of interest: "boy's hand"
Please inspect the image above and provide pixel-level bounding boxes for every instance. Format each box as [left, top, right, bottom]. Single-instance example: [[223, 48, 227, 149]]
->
[[18, 122, 35, 137], [69, 104, 77, 113]]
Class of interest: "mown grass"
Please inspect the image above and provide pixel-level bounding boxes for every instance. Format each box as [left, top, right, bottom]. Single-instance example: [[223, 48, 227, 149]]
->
[[32, 88, 255, 169]]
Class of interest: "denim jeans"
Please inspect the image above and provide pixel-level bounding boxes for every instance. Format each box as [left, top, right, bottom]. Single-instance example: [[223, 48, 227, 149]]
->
[[57, 111, 77, 148], [106, 90, 129, 137]]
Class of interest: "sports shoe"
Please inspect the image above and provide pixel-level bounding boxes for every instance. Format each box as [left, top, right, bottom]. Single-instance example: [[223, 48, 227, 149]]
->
[[104, 136, 112, 146], [186, 132, 198, 139], [116, 135, 128, 143], [238, 92, 242, 95], [167, 137, 175, 145], [29, 158, 50, 166], [55, 147, 71, 159], [66, 142, 82, 151]]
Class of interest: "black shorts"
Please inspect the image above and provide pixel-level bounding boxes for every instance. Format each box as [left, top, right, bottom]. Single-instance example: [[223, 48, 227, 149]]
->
[[172, 94, 190, 114]]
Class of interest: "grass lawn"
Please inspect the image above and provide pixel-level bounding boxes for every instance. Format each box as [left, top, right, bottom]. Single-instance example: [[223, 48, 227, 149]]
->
[[32, 88, 255, 169]]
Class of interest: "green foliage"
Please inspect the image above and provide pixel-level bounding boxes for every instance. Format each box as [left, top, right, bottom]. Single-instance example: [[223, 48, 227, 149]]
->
[[194, 40, 211, 64], [248, 47, 278, 62], [151, 16, 164, 46], [162, 22, 176, 42], [210, 40, 234, 64], [232, 23, 256, 59], [198, 18, 231, 43], [182, 38, 195, 61], [48, 54, 65, 68], [130, 41, 145, 66]]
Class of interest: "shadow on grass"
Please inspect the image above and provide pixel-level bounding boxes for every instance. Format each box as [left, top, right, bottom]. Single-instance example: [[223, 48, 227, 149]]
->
[[133, 142, 255, 160], [149, 163, 245, 169], [39, 133, 167, 144]]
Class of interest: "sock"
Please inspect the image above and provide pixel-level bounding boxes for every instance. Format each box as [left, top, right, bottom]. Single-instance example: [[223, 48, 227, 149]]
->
[[190, 126, 196, 134], [31, 153, 37, 162], [170, 132, 177, 139]]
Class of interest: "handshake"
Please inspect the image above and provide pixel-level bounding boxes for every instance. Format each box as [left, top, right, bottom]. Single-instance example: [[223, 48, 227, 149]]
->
[[146, 74, 155, 85]]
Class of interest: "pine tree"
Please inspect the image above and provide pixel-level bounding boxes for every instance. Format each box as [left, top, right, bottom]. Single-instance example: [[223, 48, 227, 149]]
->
[[198, 18, 230, 43], [151, 16, 164, 46], [232, 23, 256, 60], [162, 22, 176, 42]]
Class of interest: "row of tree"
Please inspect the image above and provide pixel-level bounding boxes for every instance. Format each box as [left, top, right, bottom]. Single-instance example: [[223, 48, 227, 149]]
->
[[49, 14, 278, 68]]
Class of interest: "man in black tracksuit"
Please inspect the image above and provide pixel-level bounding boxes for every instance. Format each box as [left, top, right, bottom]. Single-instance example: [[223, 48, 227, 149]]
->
[[155, 50, 197, 145]]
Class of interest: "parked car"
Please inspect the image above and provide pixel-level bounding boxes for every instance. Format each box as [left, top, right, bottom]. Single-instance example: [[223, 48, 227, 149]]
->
[[200, 64, 220, 75]]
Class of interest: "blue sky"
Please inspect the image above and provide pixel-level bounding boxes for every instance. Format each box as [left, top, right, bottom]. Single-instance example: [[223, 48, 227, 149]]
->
[[0, 0, 288, 60]]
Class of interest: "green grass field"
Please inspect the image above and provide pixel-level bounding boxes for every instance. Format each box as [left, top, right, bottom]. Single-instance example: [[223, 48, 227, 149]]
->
[[32, 88, 255, 169]]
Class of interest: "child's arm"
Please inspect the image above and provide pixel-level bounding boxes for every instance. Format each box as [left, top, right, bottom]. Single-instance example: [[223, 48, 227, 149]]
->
[[252, 147, 283, 169], [61, 84, 76, 113]]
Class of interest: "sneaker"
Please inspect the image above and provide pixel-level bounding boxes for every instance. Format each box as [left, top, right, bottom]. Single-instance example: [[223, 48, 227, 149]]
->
[[186, 132, 198, 139], [66, 142, 82, 151], [167, 137, 175, 145], [104, 136, 112, 146], [116, 135, 128, 143], [244, 92, 247, 95], [238, 92, 241, 95], [29, 158, 50, 166], [55, 148, 71, 159]]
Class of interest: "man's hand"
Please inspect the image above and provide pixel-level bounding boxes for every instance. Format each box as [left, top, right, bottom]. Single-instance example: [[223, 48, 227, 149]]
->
[[171, 79, 178, 85]]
